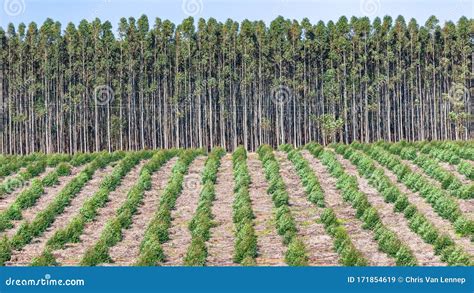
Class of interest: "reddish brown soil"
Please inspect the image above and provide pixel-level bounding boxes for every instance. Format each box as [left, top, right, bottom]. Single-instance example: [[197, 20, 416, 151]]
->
[[161, 156, 207, 266], [335, 152, 445, 266], [206, 154, 236, 266], [247, 153, 287, 266], [300, 150, 395, 266], [275, 151, 341, 266]]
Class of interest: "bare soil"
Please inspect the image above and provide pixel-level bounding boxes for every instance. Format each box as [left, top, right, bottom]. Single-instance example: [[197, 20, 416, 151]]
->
[[275, 151, 341, 266], [366, 155, 474, 256], [161, 156, 207, 266], [335, 153, 445, 266], [5, 165, 114, 266], [0, 167, 54, 213], [107, 158, 179, 266], [206, 154, 236, 266], [438, 161, 472, 185], [1, 166, 84, 239], [53, 160, 148, 266], [300, 150, 395, 266], [398, 157, 474, 220], [247, 153, 287, 266]]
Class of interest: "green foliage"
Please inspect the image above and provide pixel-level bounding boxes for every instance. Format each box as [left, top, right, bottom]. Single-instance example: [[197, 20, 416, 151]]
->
[[285, 238, 309, 266], [31, 249, 58, 266], [327, 146, 418, 266], [320, 208, 367, 266], [283, 145, 324, 207], [0, 236, 11, 266], [80, 150, 177, 266], [232, 147, 257, 264], [184, 148, 225, 266], [257, 145, 297, 256], [383, 143, 472, 199], [45, 152, 142, 253], [184, 237, 208, 266], [359, 144, 471, 237], [0, 153, 126, 265], [136, 236, 165, 266], [347, 143, 472, 266], [138, 149, 202, 265]]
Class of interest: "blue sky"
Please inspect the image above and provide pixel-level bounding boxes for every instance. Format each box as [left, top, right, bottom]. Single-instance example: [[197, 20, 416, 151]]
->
[[0, 0, 472, 30]]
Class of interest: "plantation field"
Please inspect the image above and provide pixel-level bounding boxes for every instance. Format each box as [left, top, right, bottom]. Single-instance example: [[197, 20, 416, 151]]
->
[[0, 140, 472, 267]]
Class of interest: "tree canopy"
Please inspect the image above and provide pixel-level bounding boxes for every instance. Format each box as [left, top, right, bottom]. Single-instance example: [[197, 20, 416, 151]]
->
[[0, 15, 472, 154]]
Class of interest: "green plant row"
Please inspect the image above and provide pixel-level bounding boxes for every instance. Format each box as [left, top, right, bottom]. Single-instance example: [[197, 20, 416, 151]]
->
[[281, 143, 369, 266], [0, 161, 82, 233], [309, 143, 419, 265], [136, 149, 202, 266], [0, 153, 76, 197], [0, 152, 124, 266], [417, 142, 474, 181], [425, 141, 474, 162], [79, 150, 177, 266], [336, 144, 472, 266], [279, 144, 324, 207], [381, 142, 473, 199], [0, 160, 48, 197], [184, 147, 226, 266], [43, 151, 148, 253], [0, 153, 40, 178], [320, 208, 368, 266], [353, 143, 473, 239], [231, 147, 257, 265], [257, 144, 308, 266], [458, 161, 474, 181]]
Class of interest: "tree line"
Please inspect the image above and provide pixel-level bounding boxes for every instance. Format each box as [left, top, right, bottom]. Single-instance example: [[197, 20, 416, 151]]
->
[[0, 15, 472, 154]]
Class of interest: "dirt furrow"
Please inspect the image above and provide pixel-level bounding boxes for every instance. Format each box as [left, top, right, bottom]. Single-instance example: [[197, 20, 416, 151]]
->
[[206, 154, 236, 266], [336, 153, 445, 266], [1, 166, 84, 239], [54, 160, 147, 266], [438, 161, 472, 185], [364, 155, 474, 256], [399, 157, 473, 218], [161, 156, 207, 266], [0, 167, 55, 212], [300, 151, 395, 266], [275, 152, 339, 266], [107, 158, 178, 266], [6, 165, 114, 266], [247, 154, 287, 266]]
